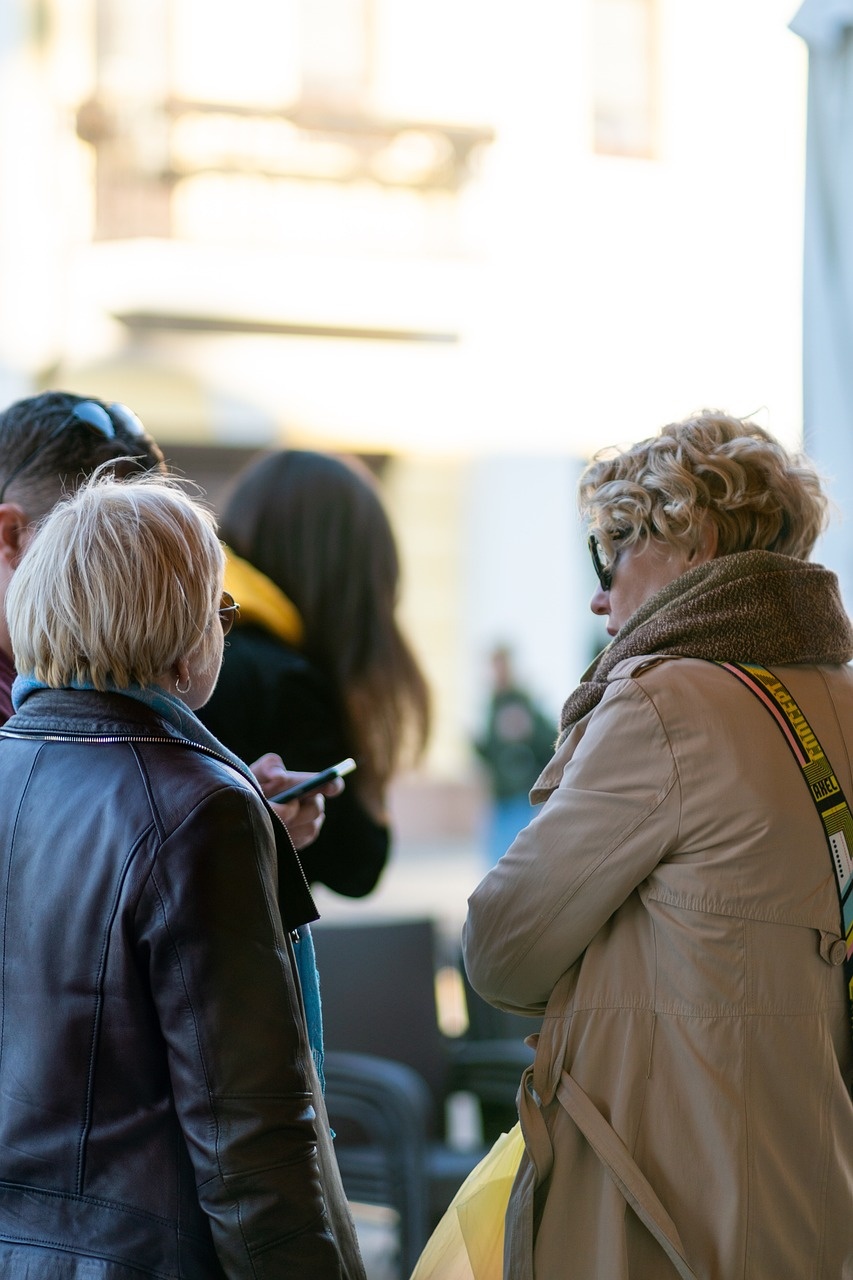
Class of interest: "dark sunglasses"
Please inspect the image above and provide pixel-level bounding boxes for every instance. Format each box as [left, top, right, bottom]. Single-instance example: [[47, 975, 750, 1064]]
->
[[0, 400, 147, 504], [588, 531, 623, 591], [218, 591, 240, 636]]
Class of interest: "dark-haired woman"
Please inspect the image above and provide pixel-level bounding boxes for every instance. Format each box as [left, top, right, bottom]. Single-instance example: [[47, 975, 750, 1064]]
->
[[200, 449, 430, 898]]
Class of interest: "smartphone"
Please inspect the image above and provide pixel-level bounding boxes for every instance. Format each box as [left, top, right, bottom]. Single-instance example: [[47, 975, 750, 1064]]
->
[[269, 758, 357, 804]]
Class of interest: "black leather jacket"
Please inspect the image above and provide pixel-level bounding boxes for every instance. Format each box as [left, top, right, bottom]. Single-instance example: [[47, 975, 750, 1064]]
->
[[0, 689, 365, 1279]]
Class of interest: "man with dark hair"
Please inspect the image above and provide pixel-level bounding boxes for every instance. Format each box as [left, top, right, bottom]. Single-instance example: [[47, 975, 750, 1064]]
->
[[0, 391, 338, 844], [0, 392, 165, 719]]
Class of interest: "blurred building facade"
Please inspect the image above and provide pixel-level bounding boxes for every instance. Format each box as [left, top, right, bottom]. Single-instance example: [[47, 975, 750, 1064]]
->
[[0, 0, 808, 815]]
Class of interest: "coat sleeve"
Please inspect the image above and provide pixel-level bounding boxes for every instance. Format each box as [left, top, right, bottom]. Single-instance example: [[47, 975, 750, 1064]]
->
[[463, 676, 681, 1014], [136, 783, 346, 1279]]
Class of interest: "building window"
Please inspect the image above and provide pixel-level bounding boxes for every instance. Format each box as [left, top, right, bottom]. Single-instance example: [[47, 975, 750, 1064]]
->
[[591, 0, 657, 159], [79, 0, 492, 241]]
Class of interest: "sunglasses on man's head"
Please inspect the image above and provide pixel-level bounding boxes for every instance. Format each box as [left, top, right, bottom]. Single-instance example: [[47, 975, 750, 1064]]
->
[[0, 399, 147, 505], [218, 591, 240, 636]]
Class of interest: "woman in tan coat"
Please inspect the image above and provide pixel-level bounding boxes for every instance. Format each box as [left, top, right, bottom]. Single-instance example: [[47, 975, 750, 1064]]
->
[[463, 413, 853, 1279]]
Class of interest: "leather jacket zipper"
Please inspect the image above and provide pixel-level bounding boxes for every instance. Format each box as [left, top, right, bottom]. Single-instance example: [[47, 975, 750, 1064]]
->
[[0, 728, 227, 758]]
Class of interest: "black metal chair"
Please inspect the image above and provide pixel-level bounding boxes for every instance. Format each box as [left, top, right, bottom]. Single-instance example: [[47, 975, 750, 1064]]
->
[[322, 1050, 431, 1276], [313, 917, 533, 1266]]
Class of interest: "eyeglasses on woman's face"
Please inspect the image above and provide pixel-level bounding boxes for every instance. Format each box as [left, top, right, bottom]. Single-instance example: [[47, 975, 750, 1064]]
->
[[217, 591, 240, 636], [0, 400, 147, 505], [588, 532, 625, 592]]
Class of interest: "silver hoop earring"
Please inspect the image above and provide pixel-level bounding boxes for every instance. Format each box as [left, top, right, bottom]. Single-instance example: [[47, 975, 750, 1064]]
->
[[175, 675, 191, 695]]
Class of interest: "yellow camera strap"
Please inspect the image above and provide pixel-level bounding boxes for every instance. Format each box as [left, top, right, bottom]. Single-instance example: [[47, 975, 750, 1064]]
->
[[715, 661, 853, 1047]]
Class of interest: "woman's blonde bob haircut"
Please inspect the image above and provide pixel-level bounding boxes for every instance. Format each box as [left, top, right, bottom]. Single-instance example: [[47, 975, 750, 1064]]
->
[[579, 412, 828, 564], [8, 470, 225, 691]]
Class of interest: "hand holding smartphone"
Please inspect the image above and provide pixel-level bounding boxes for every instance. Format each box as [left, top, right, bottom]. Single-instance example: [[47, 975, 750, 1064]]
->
[[268, 758, 357, 805]]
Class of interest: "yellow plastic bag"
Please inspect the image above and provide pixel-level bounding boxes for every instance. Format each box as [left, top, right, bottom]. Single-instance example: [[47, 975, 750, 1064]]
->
[[409, 1123, 525, 1280]]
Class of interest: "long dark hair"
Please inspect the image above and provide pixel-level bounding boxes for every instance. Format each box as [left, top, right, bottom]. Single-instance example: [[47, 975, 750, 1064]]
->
[[220, 450, 430, 810]]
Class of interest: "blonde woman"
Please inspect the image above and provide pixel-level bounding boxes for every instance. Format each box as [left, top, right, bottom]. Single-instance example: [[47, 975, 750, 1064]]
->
[[464, 413, 853, 1279], [0, 473, 365, 1279]]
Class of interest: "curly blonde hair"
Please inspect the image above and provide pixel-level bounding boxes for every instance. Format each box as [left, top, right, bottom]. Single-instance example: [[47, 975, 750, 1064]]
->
[[579, 412, 828, 564]]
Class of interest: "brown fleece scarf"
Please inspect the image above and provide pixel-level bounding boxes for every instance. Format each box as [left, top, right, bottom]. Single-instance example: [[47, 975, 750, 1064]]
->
[[560, 550, 853, 738]]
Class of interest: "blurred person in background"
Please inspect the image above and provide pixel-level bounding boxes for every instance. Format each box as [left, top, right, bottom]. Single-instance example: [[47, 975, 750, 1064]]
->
[[474, 643, 556, 866], [464, 413, 853, 1279], [199, 449, 431, 898], [0, 391, 337, 850], [0, 472, 365, 1278]]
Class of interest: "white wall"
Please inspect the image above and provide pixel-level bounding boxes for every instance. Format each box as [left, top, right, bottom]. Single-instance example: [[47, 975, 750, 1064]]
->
[[461, 455, 604, 737]]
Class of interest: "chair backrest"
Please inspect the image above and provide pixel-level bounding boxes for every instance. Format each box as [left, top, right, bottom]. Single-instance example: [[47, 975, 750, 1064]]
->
[[312, 918, 451, 1124], [323, 1050, 431, 1274]]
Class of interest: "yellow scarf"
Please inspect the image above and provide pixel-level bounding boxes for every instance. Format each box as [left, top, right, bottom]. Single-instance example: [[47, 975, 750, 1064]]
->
[[223, 547, 304, 647]]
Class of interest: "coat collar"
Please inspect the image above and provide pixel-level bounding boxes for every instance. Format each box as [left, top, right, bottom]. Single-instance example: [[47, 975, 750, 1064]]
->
[[3, 686, 183, 739]]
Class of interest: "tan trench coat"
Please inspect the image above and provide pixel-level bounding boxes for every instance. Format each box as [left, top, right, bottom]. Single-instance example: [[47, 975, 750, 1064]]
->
[[463, 656, 853, 1279]]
